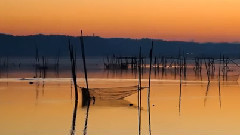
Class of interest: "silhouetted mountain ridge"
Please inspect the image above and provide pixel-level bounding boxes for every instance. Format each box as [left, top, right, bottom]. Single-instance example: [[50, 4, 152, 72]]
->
[[0, 34, 239, 58]]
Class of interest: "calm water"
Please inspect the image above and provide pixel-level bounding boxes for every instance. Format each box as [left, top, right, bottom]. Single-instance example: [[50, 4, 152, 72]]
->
[[1, 58, 240, 135], [1, 78, 240, 135]]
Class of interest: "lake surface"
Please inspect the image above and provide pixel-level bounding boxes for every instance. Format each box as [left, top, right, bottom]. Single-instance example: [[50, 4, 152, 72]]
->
[[1, 58, 240, 135]]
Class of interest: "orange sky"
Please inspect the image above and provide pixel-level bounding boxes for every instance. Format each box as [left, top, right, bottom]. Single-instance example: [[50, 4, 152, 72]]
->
[[1, 0, 240, 42]]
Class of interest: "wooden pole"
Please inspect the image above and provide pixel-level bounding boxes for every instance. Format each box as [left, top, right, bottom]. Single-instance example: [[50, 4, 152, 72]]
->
[[138, 46, 142, 135], [218, 55, 222, 109], [179, 56, 182, 116], [148, 41, 153, 135], [80, 30, 89, 89], [68, 40, 78, 101]]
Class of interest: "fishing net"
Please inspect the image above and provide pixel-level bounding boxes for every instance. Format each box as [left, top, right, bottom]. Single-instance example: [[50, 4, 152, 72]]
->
[[88, 85, 140, 100]]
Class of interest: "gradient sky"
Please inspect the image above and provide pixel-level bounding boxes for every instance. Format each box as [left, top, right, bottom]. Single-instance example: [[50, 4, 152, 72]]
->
[[1, 0, 240, 42]]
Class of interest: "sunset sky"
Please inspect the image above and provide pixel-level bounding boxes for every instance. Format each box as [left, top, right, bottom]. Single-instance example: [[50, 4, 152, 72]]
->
[[1, 0, 240, 42]]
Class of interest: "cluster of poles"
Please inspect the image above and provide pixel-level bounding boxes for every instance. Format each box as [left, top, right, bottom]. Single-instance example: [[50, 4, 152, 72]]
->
[[136, 47, 236, 134], [34, 46, 60, 79], [0, 57, 9, 78], [105, 52, 239, 83], [137, 42, 153, 135], [68, 33, 155, 135], [29, 30, 239, 135], [61, 33, 240, 134], [68, 30, 90, 135]]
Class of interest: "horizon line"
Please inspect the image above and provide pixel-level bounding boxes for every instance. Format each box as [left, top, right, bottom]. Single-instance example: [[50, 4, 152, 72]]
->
[[1, 32, 239, 44]]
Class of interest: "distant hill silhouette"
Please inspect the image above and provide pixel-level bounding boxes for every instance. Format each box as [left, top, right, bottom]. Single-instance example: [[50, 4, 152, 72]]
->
[[0, 33, 239, 58]]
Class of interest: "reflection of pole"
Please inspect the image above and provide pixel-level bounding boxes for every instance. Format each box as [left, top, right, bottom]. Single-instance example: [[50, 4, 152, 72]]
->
[[148, 42, 153, 135], [179, 56, 182, 116], [42, 80, 45, 96], [70, 100, 78, 135], [218, 56, 222, 109], [83, 100, 90, 135], [35, 81, 39, 105], [138, 46, 142, 135], [70, 80, 73, 99], [204, 81, 210, 107]]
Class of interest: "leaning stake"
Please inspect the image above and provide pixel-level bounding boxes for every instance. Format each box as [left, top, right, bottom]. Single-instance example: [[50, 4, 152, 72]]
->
[[80, 30, 89, 89], [68, 40, 78, 101]]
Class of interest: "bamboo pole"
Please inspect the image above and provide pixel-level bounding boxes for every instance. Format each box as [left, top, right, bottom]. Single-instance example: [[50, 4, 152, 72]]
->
[[68, 40, 78, 101], [147, 41, 153, 135], [179, 56, 182, 116], [138, 46, 142, 135], [80, 30, 89, 89], [35, 45, 39, 78], [218, 54, 222, 109]]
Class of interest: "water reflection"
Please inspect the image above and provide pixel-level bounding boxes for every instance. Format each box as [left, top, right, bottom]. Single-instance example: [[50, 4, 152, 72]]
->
[[83, 100, 90, 135], [69, 89, 138, 135], [218, 66, 222, 109], [2, 77, 240, 135], [42, 80, 45, 96], [178, 78, 182, 116], [204, 82, 210, 107], [70, 100, 78, 135], [35, 81, 40, 105], [218, 80, 222, 109]]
